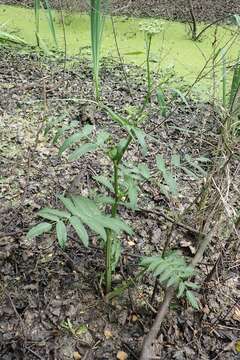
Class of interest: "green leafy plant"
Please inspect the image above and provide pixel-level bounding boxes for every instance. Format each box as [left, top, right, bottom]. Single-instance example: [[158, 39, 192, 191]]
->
[[27, 195, 132, 250], [28, 103, 151, 293], [30, 104, 211, 294], [141, 251, 199, 309]]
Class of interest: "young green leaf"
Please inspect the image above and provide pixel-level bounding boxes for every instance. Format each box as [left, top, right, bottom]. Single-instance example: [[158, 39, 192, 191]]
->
[[104, 106, 129, 128], [59, 125, 94, 155], [58, 195, 79, 217], [27, 222, 52, 239], [80, 214, 107, 241], [68, 143, 98, 161], [167, 275, 179, 287], [52, 121, 78, 144], [56, 220, 67, 249], [95, 215, 133, 235], [132, 127, 147, 155], [138, 163, 150, 179], [171, 88, 189, 108], [69, 216, 89, 247], [164, 170, 178, 196], [94, 175, 114, 192], [185, 281, 199, 290], [186, 290, 199, 309], [156, 155, 166, 172], [177, 281, 186, 298], [127, 178, 138, 210], [96, 131, 110, 146], [171, 154, 181, 167], [39, 208, 71, 219], [157, 88, 167, 117], [96, 195, 115, 205], [38, 210, 59, 222], [71, 196, 102, 217]]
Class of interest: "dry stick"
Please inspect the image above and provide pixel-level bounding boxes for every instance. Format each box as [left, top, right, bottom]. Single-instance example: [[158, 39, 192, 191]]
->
[[138, 207, 205, 237], [187, 0, 197, 40], [139, 219, 219, 360]]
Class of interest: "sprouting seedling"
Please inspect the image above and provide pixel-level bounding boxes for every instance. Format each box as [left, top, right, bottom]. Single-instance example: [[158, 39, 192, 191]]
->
[[139, 20, 165, 100], [141, 251, 200, 309]]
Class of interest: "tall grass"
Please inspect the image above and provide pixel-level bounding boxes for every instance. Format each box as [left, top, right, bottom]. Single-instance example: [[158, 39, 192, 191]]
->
[[34, 0, 57, 48], [90, 0, 108, 101]]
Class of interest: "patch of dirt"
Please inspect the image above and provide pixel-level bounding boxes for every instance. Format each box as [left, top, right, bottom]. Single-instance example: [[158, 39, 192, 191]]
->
[[1, 0, 240, 23], [0, 46, 239, 360]]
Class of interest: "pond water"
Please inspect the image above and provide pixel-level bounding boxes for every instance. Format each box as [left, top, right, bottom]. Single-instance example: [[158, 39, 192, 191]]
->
[[0, 4, 239, 94]]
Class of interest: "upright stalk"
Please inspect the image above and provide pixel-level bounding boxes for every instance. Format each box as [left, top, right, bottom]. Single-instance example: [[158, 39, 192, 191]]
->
[[105, 134, 133, 293], [34, 0, 40, 47], [146, 33, 153, 100], [105, 162, 119, 293]]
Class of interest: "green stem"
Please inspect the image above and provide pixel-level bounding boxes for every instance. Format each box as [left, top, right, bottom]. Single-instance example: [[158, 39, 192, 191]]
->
[[146, 34, 152, 100], [105, 162, 119, 293], [105, 103, 149, 293]]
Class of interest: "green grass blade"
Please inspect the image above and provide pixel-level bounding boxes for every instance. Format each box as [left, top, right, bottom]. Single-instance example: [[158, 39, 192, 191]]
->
[[90, 0, 109, 100], [42, 0, 58, 47], [229, 56, 240, 113], [221, 49, 227, 109]]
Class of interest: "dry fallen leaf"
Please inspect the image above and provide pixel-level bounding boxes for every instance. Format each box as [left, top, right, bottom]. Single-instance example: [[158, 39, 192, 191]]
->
[[131, 314, 138, 322], [117, 350, 128, 360], [232, 306, 240, 321], [73, 351, 81, 360], [127, 240, 135, 247], [104, 327, 113, 339]]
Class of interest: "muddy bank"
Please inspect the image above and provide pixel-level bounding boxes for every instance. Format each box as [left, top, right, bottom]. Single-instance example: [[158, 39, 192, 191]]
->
[[1, 0, 240, 22]]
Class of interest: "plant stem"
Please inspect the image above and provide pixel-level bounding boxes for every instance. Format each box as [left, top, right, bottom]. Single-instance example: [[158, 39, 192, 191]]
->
[[146, 34, 152, 100], [105, 162, 119, 293]]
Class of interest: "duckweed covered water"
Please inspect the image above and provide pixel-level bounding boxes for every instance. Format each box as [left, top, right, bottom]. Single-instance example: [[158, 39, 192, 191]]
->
[[0, 4, 239, 94]]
